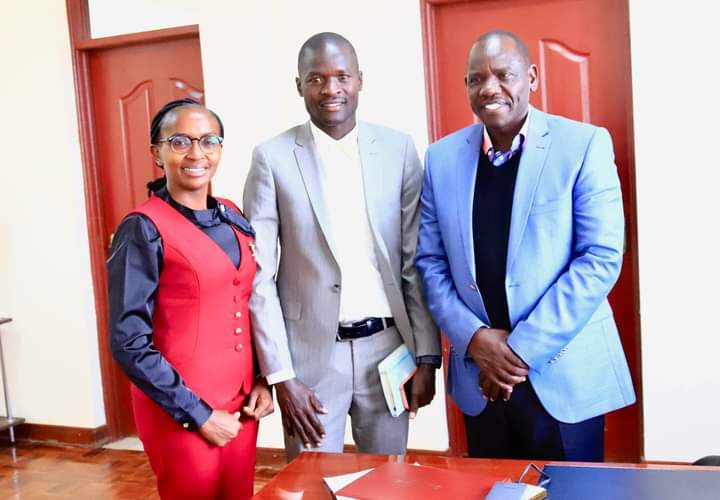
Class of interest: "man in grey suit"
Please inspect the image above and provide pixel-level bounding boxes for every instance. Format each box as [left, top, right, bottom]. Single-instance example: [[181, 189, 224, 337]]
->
[[243, 32, 440, 460]]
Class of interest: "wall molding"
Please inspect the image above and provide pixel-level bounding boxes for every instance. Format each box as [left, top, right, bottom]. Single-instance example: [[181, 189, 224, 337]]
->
[[1, 424, 109, 447]]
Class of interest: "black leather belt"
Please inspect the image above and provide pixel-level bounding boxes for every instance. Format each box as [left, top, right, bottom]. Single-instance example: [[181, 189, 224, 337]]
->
[[337, 317, 395, 341]]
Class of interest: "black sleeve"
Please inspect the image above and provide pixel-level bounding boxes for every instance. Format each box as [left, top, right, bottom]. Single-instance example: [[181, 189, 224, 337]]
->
[[107, 214, 212, 430]]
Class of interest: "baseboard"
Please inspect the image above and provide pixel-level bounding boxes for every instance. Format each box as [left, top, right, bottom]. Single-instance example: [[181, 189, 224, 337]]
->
[[256, 447, 289, 465], [642, 459, 693, 466], [1, 429, 447, 456], [0, 423, 110, 447]]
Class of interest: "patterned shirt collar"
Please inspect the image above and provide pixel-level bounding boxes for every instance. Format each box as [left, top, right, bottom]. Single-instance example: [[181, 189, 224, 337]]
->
[[482, 107, 531, 155]]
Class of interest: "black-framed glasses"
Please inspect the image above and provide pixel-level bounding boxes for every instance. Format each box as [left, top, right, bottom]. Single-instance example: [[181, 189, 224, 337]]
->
[[157, 134, 224, 154]]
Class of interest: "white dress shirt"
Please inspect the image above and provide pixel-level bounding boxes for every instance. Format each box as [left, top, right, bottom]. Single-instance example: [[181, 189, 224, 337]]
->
[[265, 121, 394, 386], [310, 120, 393, 322]]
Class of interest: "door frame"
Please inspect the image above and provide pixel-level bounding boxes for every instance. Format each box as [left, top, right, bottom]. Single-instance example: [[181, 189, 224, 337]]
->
[[65, 0, 200, 440], [419, 0, 644, 460]]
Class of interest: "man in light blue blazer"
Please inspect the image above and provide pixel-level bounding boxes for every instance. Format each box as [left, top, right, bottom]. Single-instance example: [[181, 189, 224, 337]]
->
[[416, 30, 635, 461]]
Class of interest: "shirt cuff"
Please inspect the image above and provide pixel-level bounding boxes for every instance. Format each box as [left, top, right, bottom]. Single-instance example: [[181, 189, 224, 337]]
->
[[416, 355, 442, 369], [266, 368, 296, 386], [179, 399, 213, 431]]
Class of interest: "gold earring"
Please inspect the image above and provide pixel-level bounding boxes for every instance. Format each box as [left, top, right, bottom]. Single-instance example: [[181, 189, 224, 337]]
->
[[155, 160, 162, 166]]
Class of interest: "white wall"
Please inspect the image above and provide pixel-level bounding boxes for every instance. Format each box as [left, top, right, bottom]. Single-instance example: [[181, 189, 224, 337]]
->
[[0, 1, 105, 428], [89, 0, 199, 38], [629, 0, 720, 462]]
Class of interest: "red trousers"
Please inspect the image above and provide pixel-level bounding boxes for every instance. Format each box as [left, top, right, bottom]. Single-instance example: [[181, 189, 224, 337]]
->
[[132, 388, 258, 499]]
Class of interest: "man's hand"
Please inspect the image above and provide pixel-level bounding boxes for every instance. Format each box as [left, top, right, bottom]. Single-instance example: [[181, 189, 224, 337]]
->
[[275, 378, 328, 448], [198, 410, 242, 447], [468, 328, 528, 399], [243, 379, 275, 420], [479, 371, 513, 402], [406, 364, 436, 419]]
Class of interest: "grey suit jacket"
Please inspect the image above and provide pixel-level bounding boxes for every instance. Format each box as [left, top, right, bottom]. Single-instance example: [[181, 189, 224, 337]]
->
[[243, 121, 440, 388]]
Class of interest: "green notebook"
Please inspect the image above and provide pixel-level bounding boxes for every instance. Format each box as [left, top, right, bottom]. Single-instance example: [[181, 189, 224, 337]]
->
[[378, 344, 417, 417]]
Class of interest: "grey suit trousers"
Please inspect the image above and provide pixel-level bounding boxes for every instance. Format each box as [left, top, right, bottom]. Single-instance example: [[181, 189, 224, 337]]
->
[[284, 326, 409, 461]]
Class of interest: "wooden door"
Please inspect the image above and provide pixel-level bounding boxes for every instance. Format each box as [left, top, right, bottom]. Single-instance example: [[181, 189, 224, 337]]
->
[[88, 31, 205, 436], [421, 0, 642, 461]]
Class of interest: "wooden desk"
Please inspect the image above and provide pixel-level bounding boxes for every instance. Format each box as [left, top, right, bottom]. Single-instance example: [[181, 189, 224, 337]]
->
[[253, 451, 537, 499], [253, 451, 715, 499]]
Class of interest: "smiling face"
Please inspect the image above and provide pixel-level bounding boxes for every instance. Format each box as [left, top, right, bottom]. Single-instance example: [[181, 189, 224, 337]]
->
[[296, 40, 363, 140], [465, 34, 538, 141], [150, 106, 222, 199]]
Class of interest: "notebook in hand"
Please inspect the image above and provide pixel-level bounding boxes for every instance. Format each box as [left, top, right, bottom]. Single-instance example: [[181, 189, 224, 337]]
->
[[377, 344, 416, 417], [336, 462, 501, 499]]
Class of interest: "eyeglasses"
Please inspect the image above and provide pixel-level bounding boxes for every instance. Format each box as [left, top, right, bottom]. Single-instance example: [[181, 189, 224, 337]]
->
[[156, 134, 224, 154]]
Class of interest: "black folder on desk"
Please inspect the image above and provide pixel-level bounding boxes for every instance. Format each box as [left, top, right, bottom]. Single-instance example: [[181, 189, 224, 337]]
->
[[542, 464, 720, 500]]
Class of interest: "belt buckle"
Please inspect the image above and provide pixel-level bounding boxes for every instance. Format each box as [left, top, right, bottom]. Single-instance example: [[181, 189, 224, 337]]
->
[[337, 320, 353, 342], [337, 317, 388, 342]]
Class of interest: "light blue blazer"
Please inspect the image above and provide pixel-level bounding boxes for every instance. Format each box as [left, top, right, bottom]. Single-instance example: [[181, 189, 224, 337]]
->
[[416, 108, 636, 423]]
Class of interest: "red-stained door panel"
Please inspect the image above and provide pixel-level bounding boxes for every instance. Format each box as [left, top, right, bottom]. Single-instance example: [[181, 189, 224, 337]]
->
[[89, 35, 204, 436], [421, 0, 642, 462]]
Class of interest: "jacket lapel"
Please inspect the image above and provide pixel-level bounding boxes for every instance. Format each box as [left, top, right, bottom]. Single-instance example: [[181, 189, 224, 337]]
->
[[506, 108, 551, 272], [457, 125, 483, 280], [358, 123, 393, 278], [293, 122, 339, 259]]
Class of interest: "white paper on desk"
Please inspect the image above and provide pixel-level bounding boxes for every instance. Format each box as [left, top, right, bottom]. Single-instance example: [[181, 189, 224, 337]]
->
[[323, 468, 374, 499]]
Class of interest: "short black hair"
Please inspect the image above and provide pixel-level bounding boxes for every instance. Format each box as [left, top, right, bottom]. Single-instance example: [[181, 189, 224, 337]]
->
[[473, 30, 530, 66], [149, 98, 224, 144], [297, 32, 359, 75]]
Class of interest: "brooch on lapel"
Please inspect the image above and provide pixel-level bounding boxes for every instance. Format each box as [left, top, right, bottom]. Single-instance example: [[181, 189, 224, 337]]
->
[[249, 241, 257, 260]]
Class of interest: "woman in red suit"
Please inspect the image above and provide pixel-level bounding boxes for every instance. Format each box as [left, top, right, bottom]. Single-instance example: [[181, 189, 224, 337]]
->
[[108, 98, 273, 499]]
